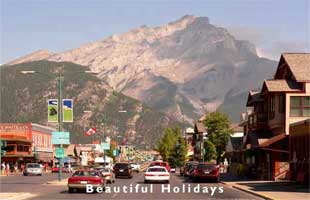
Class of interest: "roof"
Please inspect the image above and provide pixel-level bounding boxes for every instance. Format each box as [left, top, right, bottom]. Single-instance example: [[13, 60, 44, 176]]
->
[[194, 122, 206, 133], [262, 79, 302, 92], [32, 123, 56, 134], [226, 137, 243, 152], [259, 133, 286, 148], [230, 123, 244, 132], [282, 53, 310, 82], [246, 90, 263, 106], [244, 130, 273, 148]]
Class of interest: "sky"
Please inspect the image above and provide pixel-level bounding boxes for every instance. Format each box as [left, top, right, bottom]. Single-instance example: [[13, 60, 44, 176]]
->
[[1, 0, 309, 63]]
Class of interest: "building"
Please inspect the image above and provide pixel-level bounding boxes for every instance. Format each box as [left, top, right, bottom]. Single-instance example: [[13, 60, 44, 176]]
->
[[192, 122, 207, 161], [225, 124, 244, 164], [240, 53, 310, 180], [0, 123, 55, 165], [289, 119, 310, 184], [0, 123, 33, 163], [32, 123, 55, 163]]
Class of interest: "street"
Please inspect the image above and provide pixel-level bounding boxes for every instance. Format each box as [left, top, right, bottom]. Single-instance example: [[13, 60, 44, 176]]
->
[[0, 172, 263, 200]]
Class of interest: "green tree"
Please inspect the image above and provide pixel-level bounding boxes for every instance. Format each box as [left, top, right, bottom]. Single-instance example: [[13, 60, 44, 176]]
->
[[203, 140, 217, 162], [157, 127, 187, 166], [204, 112, 233, 163]]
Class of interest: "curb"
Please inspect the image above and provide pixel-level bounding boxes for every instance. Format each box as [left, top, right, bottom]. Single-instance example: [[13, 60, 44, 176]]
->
[[221, 181, 276, 200], [231, 185, 274, 200]]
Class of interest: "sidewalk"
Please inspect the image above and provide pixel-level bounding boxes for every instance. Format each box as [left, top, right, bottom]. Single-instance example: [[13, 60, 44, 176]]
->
[[221, 173, 310, 200]]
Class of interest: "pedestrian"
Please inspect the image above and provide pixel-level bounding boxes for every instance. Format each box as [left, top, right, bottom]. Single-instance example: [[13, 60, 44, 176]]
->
[[1, 162, 5, 174], [68, 163, 72, 173], [6, 163, 10, 176], [21, 163, 25, 173], [14, 163, 18, 174]]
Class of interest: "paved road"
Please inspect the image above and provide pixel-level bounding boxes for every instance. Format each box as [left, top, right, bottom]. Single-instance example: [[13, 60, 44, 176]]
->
[[0, 172, 263, 200]]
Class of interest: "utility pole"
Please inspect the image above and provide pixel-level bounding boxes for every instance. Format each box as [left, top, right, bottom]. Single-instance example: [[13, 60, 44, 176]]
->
[[58, 68, 63, 181]]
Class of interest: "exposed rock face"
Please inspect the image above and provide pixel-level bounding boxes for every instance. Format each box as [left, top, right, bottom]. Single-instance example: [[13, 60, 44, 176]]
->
[[7, 15, 277, 121], [7, 50, 53, 65]]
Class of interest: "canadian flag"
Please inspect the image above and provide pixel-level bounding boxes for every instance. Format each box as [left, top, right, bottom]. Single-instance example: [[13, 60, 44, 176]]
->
[[85, 128, 97, 136]]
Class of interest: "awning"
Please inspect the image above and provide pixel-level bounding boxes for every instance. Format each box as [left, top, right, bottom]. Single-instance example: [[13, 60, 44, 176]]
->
[[259, 133, 286, 148]]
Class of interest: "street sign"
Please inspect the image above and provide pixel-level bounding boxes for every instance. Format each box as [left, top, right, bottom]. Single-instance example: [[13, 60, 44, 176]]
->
[[52, 131, 70, 144], [101, 142, 110, 150], [48, 99, 58, 123], [62, 99, 73, 122], [55, 147, 65, 158]]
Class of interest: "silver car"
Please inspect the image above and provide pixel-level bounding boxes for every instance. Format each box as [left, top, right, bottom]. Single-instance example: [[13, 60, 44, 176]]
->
[[23, 163, 43, 176]]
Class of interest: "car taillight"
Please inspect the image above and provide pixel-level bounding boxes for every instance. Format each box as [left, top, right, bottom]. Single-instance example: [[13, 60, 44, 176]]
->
[[145, 174, 154, 176], [159, 174, 169, 176], [89, 179, 102, 184]]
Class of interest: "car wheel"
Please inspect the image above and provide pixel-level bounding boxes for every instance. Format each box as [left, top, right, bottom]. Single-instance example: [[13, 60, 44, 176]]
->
[[68, 188, 74, 193], [166, 180, 169, 184]]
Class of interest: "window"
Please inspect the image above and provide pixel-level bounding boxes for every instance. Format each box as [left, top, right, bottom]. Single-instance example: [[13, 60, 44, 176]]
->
[[6, 145, 15, 152], [290, 96, 310, 117], [279, 94, 285, 113], [269, 94, 275, 118]]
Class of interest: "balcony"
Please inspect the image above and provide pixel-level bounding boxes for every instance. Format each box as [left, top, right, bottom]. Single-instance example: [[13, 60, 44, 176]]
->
[[248, 112, 268, 130]]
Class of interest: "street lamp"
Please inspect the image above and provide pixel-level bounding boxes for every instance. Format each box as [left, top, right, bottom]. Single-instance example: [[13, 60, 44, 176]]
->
[[21, 68, 98, 181]]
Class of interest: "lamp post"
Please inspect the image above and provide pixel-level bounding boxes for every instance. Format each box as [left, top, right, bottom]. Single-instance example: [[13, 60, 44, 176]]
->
[[21, 69, 98, 181]]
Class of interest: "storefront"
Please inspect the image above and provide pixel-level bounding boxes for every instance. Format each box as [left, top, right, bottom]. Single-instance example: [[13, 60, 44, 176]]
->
[[289, 119, 310, 184], [0, 123, 55, 166]]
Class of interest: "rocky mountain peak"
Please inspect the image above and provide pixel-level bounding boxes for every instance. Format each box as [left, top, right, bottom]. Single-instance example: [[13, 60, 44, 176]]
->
[[6, 15, 277, 122]]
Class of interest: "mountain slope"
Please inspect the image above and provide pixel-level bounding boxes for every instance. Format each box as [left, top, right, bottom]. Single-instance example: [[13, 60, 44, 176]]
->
[[7, 15, 278, 121], [0, 60, 181, 148]]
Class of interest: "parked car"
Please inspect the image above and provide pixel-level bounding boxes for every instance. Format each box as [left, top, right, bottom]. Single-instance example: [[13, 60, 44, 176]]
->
[[149, 161, 171, 172], [113, 163, 133, 178], [52, 166, 69, 173], [67, 170, 105, 193], [144, 166, 170, 183], [170, 164, 176, 173], [96, 167, 115, 183], [130, 163, 141, 172], [191, 163, 220, 182], [23, 163, 42, 176]]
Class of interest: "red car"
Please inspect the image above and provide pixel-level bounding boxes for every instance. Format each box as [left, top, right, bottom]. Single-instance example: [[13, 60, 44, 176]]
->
[[52, 166, 69, 173], [150, 161, 171, 172], [68, 170, 105, 193], [191, 163, 220, 182]]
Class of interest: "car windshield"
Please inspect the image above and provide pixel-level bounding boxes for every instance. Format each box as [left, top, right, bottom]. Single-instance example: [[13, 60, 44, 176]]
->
[[147, 167, 166, 172], [27, 164, 40, 168], [197, 164, 216, 170], [73, 171, 98, 177]]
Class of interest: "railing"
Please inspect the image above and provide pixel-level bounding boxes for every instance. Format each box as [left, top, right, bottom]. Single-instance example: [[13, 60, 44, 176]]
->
[[248, 112, 268, 130]]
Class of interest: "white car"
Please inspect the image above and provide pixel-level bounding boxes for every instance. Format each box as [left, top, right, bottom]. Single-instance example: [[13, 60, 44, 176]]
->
[[130, 163, 141, 172], [23, 163, 43, 176], [144, 166, 170, 183]]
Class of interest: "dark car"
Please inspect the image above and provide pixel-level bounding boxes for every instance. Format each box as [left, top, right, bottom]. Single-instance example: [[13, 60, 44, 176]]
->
[[113, 163, 133, 178], [191, 163, 220, 182]]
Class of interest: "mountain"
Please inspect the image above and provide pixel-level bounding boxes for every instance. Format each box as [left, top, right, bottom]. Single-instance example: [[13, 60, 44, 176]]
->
[[0, 60, 182, 148], [7, 15, 278, 122]]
